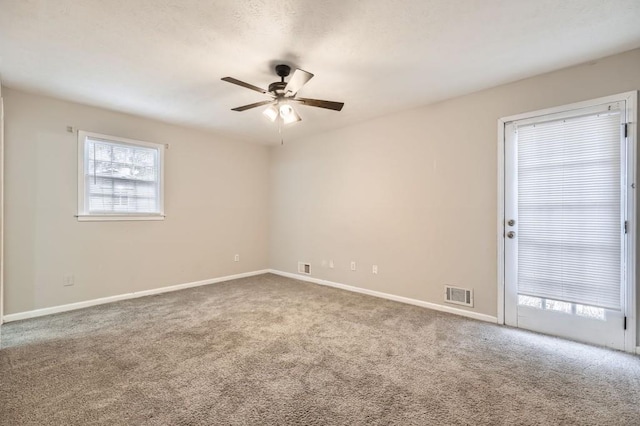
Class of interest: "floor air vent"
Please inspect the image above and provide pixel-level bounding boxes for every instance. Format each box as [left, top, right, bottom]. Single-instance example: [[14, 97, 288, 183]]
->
[[298, 262, 311, 275], [445, 285, 473, 307]]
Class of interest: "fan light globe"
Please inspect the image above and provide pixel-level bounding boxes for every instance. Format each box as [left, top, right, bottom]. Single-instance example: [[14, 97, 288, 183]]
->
[[281, 104, 300, 125], [263, 105, 279, 122], [279, 104, 293, 117]]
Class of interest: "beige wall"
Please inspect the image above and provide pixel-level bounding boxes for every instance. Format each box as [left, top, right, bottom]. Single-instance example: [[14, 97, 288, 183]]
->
[[3, 49, 639, 342], [269, 49, 640, 326], [3, 88, 270, 315]]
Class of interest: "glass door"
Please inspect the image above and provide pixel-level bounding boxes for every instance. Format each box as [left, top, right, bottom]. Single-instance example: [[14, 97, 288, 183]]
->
[[504, 100, 629, 350]]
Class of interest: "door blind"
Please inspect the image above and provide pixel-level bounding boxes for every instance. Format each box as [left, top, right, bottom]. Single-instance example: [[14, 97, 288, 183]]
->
[[516, 109, 623, 310]]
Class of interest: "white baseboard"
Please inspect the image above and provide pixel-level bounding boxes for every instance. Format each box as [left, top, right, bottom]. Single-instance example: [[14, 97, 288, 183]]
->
[[269, 269, 498, 324], [636, 346, 640, 355], [2, 269, 270, 323]]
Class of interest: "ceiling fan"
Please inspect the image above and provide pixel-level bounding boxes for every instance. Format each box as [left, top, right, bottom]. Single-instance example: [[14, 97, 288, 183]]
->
[[221, 64, 344, 125]]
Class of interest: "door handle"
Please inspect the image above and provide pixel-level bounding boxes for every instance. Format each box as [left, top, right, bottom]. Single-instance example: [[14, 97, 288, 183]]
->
[[507, 231, 516, 239]]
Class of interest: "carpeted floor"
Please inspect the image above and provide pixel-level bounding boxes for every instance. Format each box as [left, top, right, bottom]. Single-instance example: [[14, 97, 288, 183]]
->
[[0, 273, 639, 425]]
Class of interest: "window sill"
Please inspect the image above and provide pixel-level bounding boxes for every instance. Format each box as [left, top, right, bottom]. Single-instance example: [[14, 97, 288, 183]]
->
[[76, 214, 165, 222]]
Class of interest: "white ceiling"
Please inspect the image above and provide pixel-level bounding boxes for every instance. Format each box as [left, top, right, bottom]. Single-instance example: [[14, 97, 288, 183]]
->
[[1, 0, 640, 144]]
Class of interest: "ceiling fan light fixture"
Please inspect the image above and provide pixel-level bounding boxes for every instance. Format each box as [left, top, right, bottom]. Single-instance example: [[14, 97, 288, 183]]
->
[[223, 64, 343, 130], [280, 103, 301, 124], [279, 103, 294, 117], [263, 105, 279, 122]]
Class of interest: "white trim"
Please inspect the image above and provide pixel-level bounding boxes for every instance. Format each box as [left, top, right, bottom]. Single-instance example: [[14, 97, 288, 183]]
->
[[623, 91, 637, 353], [636, 346, 640, 355], [500, 92, 638, 123], [0, 82, 4, 338], [2, 269, 269, 323], [78, 130, 164, 151], [502, 121, 519, 327], [497, 118, 506, 325], [269, 269, 498, 324], [76, 214, 165, 222], [497, 90, 638, 353]]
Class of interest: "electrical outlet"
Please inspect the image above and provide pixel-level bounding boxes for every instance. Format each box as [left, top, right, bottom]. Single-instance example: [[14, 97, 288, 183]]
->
[[372, 265, 378, 274], [234, 254, 240, 262], [329, 260, 334, 269], [298, 262, 311, 275], [350, 261, 357, 271], [63, 274, 75, 287]]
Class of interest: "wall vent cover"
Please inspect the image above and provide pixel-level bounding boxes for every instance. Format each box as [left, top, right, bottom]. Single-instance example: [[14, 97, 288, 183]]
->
[[444, 285, 473, 307], [298, 262, 311, 275]]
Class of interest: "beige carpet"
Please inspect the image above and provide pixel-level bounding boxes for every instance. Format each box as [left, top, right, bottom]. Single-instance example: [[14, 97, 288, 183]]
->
[[1, 273, 639, 425]]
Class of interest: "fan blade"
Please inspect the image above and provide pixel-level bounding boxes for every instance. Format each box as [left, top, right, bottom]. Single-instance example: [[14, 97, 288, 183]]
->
[[284, 69, 314, 96], [231, 100, 274, 112], [292, 97, 344, 111], [221, 77, 269, 94]]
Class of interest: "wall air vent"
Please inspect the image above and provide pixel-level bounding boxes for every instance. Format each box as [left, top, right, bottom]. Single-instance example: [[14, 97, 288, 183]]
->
[[444, 285, 473, 307], [298, 262, 311, 275]]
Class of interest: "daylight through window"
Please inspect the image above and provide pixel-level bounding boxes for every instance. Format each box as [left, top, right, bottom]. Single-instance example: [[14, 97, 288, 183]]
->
[[77, 131, 164, 220]]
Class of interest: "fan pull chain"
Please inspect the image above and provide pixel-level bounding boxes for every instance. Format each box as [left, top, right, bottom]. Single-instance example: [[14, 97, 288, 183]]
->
[[278, 118, 284, 145]]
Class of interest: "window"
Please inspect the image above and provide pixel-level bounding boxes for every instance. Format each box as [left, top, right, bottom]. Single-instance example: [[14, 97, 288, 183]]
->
[[77, 131, 165, 221], [518, 295, 606, 320]]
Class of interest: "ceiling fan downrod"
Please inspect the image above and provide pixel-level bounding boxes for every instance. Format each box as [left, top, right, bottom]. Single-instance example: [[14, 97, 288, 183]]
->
[[275, 64, 291, 83]]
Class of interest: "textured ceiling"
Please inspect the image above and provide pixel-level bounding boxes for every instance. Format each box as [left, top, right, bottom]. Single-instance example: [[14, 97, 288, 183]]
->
[[1, 0, 640, 144]]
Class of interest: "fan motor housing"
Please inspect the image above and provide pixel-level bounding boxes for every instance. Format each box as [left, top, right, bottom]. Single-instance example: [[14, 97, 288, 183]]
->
[[275, 64, 291, 78], [268, 81, 287, 95]]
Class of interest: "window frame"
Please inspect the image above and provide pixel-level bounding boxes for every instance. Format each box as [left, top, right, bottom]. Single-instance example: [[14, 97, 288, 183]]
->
[[77, 130, 165, 221]]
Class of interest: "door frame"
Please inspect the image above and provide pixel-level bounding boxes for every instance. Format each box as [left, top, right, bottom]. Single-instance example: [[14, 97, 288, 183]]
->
[[497, 91, 638, 353], [0, 81, 4, 340]]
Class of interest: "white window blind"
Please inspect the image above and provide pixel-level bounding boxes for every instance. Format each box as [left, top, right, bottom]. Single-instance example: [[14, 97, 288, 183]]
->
[[516, 109, 623, 311], [78, 131, 164, 219]]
